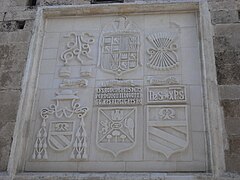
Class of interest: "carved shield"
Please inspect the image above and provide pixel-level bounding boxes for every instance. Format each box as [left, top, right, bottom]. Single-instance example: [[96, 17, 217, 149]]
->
[[147, 105, 188, 158], [48, 121, 75, 151], [96, 107, 137, 157], [98, 17, 141, 76]]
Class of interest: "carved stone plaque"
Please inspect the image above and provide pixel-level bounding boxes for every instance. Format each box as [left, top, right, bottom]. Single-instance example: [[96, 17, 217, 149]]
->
[[24, 11, 207, 172]]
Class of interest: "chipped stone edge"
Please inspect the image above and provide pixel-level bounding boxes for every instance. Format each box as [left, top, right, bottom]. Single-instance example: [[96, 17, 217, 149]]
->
[[2, 1, 235, 179]]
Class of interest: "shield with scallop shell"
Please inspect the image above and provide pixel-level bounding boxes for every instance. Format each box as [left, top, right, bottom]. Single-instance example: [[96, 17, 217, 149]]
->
[[146, 32, 179, 71]]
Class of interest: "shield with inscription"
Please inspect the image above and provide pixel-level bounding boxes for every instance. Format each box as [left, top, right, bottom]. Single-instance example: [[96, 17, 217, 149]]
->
[[96, 107, 137, 157], [98, 16, 141, 76], [48, 121, 75, 151], [147, 105, 188, 158]]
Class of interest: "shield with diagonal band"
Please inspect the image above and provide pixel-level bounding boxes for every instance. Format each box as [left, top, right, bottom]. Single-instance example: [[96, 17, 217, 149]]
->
[[48, 121, 75, 151], [96, 107, 137, 157], [147, 105, 188, 159]]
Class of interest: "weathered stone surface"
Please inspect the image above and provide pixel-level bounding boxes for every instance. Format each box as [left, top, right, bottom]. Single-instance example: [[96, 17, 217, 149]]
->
[[10, 0, 29, 7], [4, 9, 36, 21], [211, 10, 239, 24], [225, 151, 240, 173], [38, 0, 74, 6], [221, 100, 240, 118], [0, 144, 11, 171], [208, 0, 240, 11], [0, 70, 23, 89], [225, 117, 240, 136], [228, 136, 240, 154], [216, 64, 240, 85], [219, 85, 240, 100], [215, 51, 240, 65], [0, 21, 19, 32], [0, 122, 15, 171], [213, 24, 240, 52]]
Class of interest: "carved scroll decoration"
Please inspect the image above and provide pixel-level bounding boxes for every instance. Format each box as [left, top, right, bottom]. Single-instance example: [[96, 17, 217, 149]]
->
[[61, 32, 95, 65], [147, 32, 178, 70]]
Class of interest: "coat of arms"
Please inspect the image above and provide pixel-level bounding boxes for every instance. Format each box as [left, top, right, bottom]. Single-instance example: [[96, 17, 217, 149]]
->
[[48, 121, 75, 151], [147, 105, 188, 158], [98, 16, 142, 76], [96, 107, 137, 157], [32, 90, 89, 160]]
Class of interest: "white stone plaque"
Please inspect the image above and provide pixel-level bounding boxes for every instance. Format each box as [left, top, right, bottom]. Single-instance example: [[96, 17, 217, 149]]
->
[[23, 10, 207, 173]]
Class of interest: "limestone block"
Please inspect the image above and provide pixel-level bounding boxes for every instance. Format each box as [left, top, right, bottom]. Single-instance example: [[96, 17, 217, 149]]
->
[[8, 31, 32, 43], [38, 0, 74, 6], [0, 122, 15, 171], [0, 144, 11, 171], [0, 0, 10, 13], [0, 21, 19, 32], [217, 64, 240, 85], [4, 9, 36, 21], [0, 33, 9, 44], [208, 0, 240, 11], [221, 100, 240, 118], [0, 70, 23, 89], [211, 10, 239, 24], [73, 0, 90, 5], [219, 85, 240, 100], [225, 151, 240, 173], [225, 117, 240, 136], [215, 51, 240, 66], [9, 0, 29, 7]]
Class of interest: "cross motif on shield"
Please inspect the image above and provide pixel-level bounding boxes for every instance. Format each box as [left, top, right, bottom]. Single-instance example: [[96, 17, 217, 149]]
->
[[96, 107, 137, 157]]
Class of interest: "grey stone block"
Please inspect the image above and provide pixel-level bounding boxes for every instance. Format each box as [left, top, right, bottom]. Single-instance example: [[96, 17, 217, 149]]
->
[[221, 100, 240, 118], [0, 122, 15, 171], [225, 151, 240, 173], [219, 85, 240, 100], [217, 64, 240, 85], [4, 9, 36, 21], [39, 0, 74, 6], [0, 21, 18, 32], [225, 117, 240, 136], [211, 10, 239, 24], [8, 31, 32, 43], [215, 51, 240, 66], [0, 144, 11, 171], [0, 70, 23, 90]]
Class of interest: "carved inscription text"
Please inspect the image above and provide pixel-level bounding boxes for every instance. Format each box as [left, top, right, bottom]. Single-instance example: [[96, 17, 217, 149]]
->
[[95, 87, 142, 106], [147, 86, 186, 104]]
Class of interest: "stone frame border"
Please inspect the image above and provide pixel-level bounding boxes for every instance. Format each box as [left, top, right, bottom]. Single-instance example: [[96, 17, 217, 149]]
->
[[3, 1, 228, 179]]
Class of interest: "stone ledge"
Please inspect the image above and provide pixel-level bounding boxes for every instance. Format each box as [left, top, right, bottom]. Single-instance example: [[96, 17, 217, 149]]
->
[[0, 173, 238, 180]]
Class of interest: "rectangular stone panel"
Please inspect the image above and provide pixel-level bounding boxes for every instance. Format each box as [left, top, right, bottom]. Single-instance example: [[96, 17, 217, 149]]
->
[[23, 11, 207, 172]]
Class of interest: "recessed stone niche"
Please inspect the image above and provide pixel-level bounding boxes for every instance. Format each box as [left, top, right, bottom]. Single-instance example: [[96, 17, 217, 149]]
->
[[11, 2, 224, 176]]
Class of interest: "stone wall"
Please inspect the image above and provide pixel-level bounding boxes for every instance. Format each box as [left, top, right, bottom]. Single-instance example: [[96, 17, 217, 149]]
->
[[0, 0, 35, 171], [208, 0, 240, 173], [0, 0, 239, 176]]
